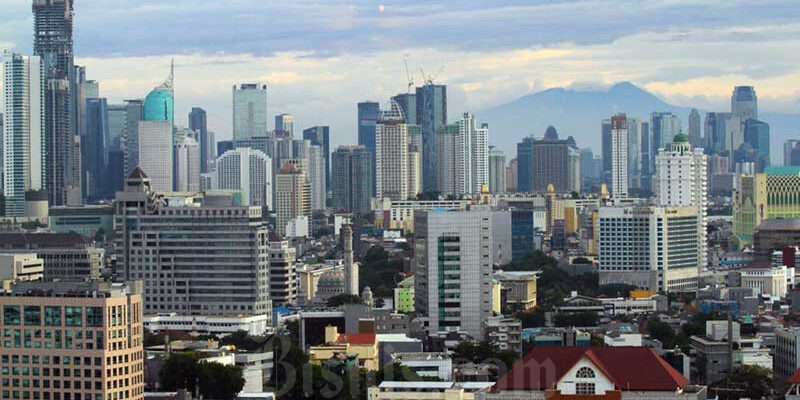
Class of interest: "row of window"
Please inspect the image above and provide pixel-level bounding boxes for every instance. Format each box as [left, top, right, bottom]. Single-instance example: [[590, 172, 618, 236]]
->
[[2, 306, 102, 328]]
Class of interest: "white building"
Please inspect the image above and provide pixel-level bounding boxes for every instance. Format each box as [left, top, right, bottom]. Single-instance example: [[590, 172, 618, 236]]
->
[[0, 253, 44, 289], [268, 240, 297, 306], [370, 382, 492, 400], [137, 121, 174, 193], [610, 114, 628, 198], [143, 313, 271, 337], [391, 353, 452, 381], [175, 135, 200, 192], [603, 333, 643, 347], [216, 147, 273, 209], [233, 83, 268, 139], [741, 266, 789, 299], [308, 144, 326, 211], [2, 52, 44, 217], [376, 100, 410, 201], [655, 133, 708, 270], [459, 113, 489, 195], [598, 205, 701, 292], [275, 159, 310, 237]]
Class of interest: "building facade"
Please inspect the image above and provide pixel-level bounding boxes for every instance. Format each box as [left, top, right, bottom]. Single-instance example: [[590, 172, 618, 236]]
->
[[332, 146, 372, 215], [610, 114, 628, 197], [215, 147, 272, 209], [136, 121, 173, 193], [376, 100, 411, 201], [232, 83, 267, 139], [268, 239, 297, 306], [488, 147, 506, 194], [417, 84, 447, 192], [174, 135, 200, 192], [275, 160, 311, 237]]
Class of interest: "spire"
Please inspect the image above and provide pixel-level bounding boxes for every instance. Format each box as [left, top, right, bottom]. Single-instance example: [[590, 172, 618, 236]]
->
[[156, 58, 174, 92]]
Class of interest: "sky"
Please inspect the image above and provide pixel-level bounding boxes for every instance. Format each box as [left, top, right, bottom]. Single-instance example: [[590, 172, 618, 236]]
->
[[2, 0, 800, 151]]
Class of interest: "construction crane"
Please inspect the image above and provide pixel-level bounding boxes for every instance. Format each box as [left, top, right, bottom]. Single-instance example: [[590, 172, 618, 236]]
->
[[419, 65, 444, 85], [403, 55, 414, 93]]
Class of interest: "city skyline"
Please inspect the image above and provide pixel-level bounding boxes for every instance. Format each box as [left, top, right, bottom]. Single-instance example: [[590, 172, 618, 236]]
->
[[2, 1, 799, 156]]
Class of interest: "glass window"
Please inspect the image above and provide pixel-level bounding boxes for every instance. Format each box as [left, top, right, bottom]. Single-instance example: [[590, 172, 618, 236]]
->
[[86, 308, 103, 327], [44, 307, 61, 326], [3, 306, 20, 325], [23, 307, 41, 326], [65, 307, 82, 327], [576, 382, 595, 395]]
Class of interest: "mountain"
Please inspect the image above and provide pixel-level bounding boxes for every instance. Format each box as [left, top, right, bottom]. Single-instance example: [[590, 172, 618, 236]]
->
[[478, 82, 797, 165]]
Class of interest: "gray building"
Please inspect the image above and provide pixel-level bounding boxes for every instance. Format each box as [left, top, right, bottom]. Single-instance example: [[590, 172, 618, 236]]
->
[[268, 239, 297, 306], [113, 168, 272, 317], [189, 107, 212, 173], [233, 83, 268, 139], [303, 126, 330, 187], [527, 127, 580, 193], [776, 327, 800, 382], [488, 146, 506, 193], [0, 232, 103, 281], [416, 84, 447, 192], [688, 108, 702, 148], [331, 145, 372, 215], [732, 86, 758, 121]]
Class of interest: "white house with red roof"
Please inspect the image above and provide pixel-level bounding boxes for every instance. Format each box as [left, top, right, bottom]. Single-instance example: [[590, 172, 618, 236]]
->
[[477, 347, 706, 400]]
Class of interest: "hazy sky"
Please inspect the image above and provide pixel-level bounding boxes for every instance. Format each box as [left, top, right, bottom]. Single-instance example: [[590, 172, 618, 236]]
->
[[3, 0, 800, 149]]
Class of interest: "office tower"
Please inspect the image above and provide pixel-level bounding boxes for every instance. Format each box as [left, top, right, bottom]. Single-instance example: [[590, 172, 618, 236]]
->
[[123, 99, 144, 174], [114, 169, 272, 316], [342, 224, 358, 296], [599, 205, 701, 292], [458, 113, 489, 194], [437, 123, 460, 196], [610, 114, 628, 197], [83, 97, 110, 200], [376, 100, 411, 200], [233, 83, 268, 139], [416, 83, 447, 192], [704, 112, 743, 160], [2, 53, 45, 217], [0, 112, 3, 194], [516, 137, 535, 192], [268, 239, 297, 306], [733, 167, 800, 247], [688, 108, 702, 147], [414, 209, 495, 339], [303, 126, 330, 186], [77, 78, 98, 138], [137, 121, 173, 193], [332, 146, 372, 215], [601, 119, 612, 185], [357, 101, 380, 153], [650, 112, 681, 165], [0, 280, 144, 400], [627, 117, 641, 190], [32, 0, 73, 78], [275, 160, 311, 237], [143, 65, 174, 123], [655, 132, 708, 270], [743, 118, 770, 172], [189, 107, 211, 173], [274, 113, 295, 138], [408, 144, 422, 198], [175, 135, 200, 192], [107, 103, 127, 193], [524, 126, 581, 193], [639, 120, 652, 190], [786, 140, 800, 166], [506, 157, 518, 192], [488, 146, 506, 193], [392, 93, 417, 124], [216, 147, 273, 209], [732, 86, 758, 121], [308, 144, 326, 211]]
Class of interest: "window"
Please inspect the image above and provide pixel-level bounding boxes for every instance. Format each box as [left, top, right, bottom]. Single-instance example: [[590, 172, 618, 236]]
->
[[23, 307, 41, 326], [576, 367, 595, 378], [576, 382, 595, 395], [3, 306, 20, 325], [44, 307, 61, 326], [86, 308, 103, 327], [65, 308, 82, 327]]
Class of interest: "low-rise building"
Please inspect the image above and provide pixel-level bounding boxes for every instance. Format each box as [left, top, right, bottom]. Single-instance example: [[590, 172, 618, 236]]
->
[[691, 320, 771, 385], [369, 381, 492, 400], [484, 316, 522, 355], [391, 352, 452, 381], [0, 232, 103, 280], [0, 253, 44, 289], [493, 271, 539, 312], [741, 265, 791, 298], [393, 275, 414, 313], [308, 326, 379, 371], [48, 204, 114, 238], [143, 313, 271, 337]]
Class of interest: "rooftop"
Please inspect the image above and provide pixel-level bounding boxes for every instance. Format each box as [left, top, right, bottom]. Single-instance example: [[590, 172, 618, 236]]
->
[[756, 219, 800, 230], [0, 232, 91, 248]]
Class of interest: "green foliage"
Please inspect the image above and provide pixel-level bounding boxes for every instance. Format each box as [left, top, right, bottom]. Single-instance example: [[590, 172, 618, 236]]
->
[[553, 312, 599, 327], [451, 340, 519, 372], [359, 245, 404, 298], [220, 330, 269, 352], [159, 351, 245, 400], [502, 251, 599, 311], [646, 317, 677, 348], [646, 312, 727, 352], [327, 294, 362, 307], [596, 283, 637, 298], [711, 365, 774, 400], [516, 309, 546, 328]]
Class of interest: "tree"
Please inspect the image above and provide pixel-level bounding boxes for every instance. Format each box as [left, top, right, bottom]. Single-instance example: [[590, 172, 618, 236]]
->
[[220, 330, 269, 352], [451, 340, 519, 373], [553, 312, 599, 327], [327, 294, 362, 307], [159, 352, 245, 400], [646, 317, 676, 348], [710, 365, 774, 400]]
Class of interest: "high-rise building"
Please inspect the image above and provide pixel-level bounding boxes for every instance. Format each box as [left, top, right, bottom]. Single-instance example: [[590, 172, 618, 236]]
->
[[83, 97, 110, 200], [0, 279, 145, 400], [332, 146, 372, 215], [392, 93, 417, 124], [488, 146, 506, 193], [436, 123, 460, 196], [599, 205, 701, 292], [506, 157, 518, 192], [274, 113, 295, 137], [0, 232, 103, 281], [650, 112, 682, 166], [733, 166, 800, 247], [137, 121, 173, 193], [627, 117, 642, 190], [610, 114, 628, 197], [303, 126, 330, 186], [308, 144, 326, 211], [522, 126, 580, 193], [32, 0, 73, 79], [414, 209, 496, 339], [376, 100, 411, 200], [2, 52, 45, 217], [216, 147, 272, 209], [143, 66, 174, 124], [743, 118, 770, 172], [275, 160, 311, 237], [516, 137, 535, 193], [705, 112, 742, 159], [786, 140, 800, 167], [123, 99, 144, 174], [175, 135, 200, 192], [358, 101, 380, 196], [233, 83, 267, 139], [639, 120, 652, 191], [732, 86, 758, 121], [268, 239, 297, 306], [189, 107, 211, 173], [688, 108, 702, 148], [107, 103, 127, 194], [458, 113, 489, 194], [408, 144, 422, 198], [416, 83, 447, 192], [655, 132, 708, 270], [601, 119, 612, 186], [114, 169, 272, 316]]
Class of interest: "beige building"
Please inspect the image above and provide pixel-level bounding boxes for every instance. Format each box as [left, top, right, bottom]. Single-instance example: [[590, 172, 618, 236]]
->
[[0, 280, 144, 400], [0, 233, 103, 281], [493, 271, 539, 311], [308, 326, 379, 371], [275, 160, 311, 237], [376, 100, 411, 201], [369, 381, 492, 400], [0, 253, 44, 290]]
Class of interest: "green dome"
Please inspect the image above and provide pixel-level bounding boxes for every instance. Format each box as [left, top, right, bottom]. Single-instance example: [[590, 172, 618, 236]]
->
[[144, 88, 174, 122], [673, 132, 689, 143]]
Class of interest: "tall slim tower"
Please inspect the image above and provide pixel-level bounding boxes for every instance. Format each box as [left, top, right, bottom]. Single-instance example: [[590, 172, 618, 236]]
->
[[610, 114, 628, 198], [416, 83, 447, 192], [688, 109, 701, 148], [175, 135, 200, 192], [376, 100, 410, 200], [189, 107, 210, 173], [232, 83, 267, 139], [342, 224, 358, 296]]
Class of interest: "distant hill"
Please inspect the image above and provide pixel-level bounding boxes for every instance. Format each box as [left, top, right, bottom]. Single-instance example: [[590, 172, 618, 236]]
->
[[478, 81, 797, 165]]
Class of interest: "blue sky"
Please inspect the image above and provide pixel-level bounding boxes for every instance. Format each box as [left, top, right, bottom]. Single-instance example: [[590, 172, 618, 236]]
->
[[2, 0, 800, 149]]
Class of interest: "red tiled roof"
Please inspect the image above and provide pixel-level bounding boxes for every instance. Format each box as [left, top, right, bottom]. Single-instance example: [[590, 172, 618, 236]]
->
[[789, 369, 800, 384], [492, 346, 688, 392], [337, 333, 376, 345]]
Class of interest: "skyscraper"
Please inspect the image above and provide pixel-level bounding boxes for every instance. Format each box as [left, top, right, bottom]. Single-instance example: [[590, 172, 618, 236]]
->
[[376, 100, 411, 200], [175, 135, 200, 192], [732, 86, 758, 121], [650, 112, 682, 165], [303, 126, 330, 186], [83, 97, 110, 200], [488, 146, 506, 193], [216, 147, 273, 209], [392, 93, 417, 124], [189, 107, 211, 173], [436, 123, 460, 196], [655, 132, 708, 270], [2, 52, 45, 217], [308, 144, 326, 211], [506, 157, 518, 192], [275, 160, 311, 237], [274, 113, 295, 137], [688, 108, 702, 148], [523, 127, 580, 193], [123, 99, 144, 174], [516, 137, 535, 193], [743, 119, 770, 172], [627, 117, 641, 190], [460, 113, 489, 194], [357, 101, 380, 196], [610, 113, 628, 197], [137, 121, 173, 193], [107, 104, 127, 191], [786, 140, 800, 166], [416, 83, 447, 192], [332, 145, 373, 215], [639, 120, 652, 191], [233, 83, 267, 139], [601, 119, 612, 186]]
